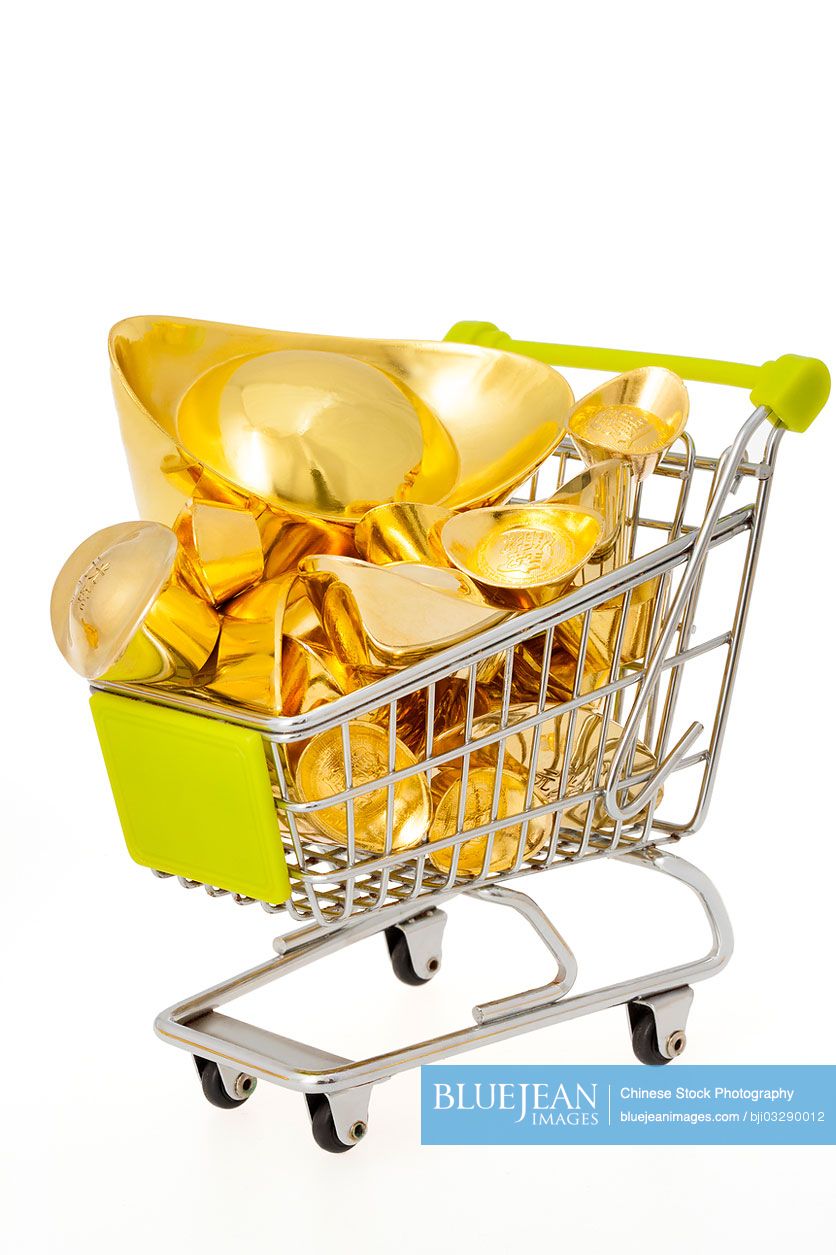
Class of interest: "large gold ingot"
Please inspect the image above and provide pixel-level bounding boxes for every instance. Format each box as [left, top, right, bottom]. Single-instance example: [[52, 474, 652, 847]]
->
[[51, 521, 219, 684], [428, 767, 552, 876], [355, 502, 451, 566], [568, 367, 689, 481], [109, 316, 573, 525], [295, 722, 431, 853], [174, 500, 264, 605], [299, 555, 507, 668], [440, 505, 602, 610]]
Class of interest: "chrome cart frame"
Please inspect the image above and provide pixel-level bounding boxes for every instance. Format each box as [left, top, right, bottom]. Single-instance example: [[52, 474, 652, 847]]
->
[[92, 327, 822, 1151]]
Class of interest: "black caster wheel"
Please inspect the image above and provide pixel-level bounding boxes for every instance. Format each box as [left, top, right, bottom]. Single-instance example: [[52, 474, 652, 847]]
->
[[305, 1094, 367, 1153], [628, 1002, 686, 1066], [195, 1056, 257, 1108], [384, 925, 439, 986]]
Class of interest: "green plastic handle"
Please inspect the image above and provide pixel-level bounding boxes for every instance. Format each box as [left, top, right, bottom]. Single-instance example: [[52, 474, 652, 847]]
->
[[444, 321, 829, 433]]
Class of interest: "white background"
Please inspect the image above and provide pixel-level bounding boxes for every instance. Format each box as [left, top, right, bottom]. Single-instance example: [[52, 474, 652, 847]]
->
[[3, 2, 835, 1251]]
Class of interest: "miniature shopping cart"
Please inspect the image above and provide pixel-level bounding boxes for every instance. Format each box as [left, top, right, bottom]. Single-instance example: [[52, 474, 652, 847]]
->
[[89, 324, 829, 1152]]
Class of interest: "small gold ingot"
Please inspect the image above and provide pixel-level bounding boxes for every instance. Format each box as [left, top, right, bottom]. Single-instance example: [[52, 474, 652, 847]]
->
[[260, 510, 358, 580], [568, 368, 689, 483], [500, 639, 608, 706], [295, 722, 431, 853], [556, 573, 661, 671], [559, 711, 663, 834], [51, 521, 219, 684], [428, 768, 552, 876], [109, 316, 572, 525], [174, 500, 264, 605], [299, 555, 507, 668], [440, 505, 602, 610], [355, 502, 451, 566], [548, 459, 630, 559]]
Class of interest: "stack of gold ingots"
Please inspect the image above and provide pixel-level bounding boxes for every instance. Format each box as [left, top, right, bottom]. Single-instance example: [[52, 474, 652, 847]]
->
[[51, 318, 689, 879]]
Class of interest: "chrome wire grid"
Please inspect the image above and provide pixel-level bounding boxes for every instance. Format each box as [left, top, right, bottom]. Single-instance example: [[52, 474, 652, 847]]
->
[[128, 411, 781, 926]]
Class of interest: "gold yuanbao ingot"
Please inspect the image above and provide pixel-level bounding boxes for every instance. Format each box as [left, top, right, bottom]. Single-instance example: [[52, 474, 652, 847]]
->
[[299, 555, 507, 668], [51, 521, 219, 683], [556, 572, 661, 671], [549, 459, 630, 559], [295, 721, 431, 853], [506, 638, 608, 705], [568, 367, 689, 482], [355, 502, 451, 566], [260, 510, 357, 580], [177, 349, 458, 523], [559, 710, 663, 834], [205, 573, 349, 714], [440, 504, 602, 610], [174, 499, 264, 605], [109, 316, 573, 525], [428, 767, 552, 876]]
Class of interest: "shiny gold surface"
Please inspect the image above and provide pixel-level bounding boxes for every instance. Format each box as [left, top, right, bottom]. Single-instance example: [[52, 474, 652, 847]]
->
[[569, 367, 689, 481], [556, 573, 661, 670], [299, 555, 507, 667], [549, 459, 630, 558], [428, 767, 551, 876], [109, 316, 573, 524], [51, 521, 219, 683], [504, 638, 608, 704], [559, 711, 663, 834], [440, 504, 602, 609], [355, 502, 451, 566], [177, 349, 457, 522], [295, 722, 431, 853], [260, 511, 357, 580], [174, 500, 264, 604]]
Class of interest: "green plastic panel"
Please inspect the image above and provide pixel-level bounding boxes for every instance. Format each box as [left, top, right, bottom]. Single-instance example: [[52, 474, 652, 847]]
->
[[444, 322, 829, 433], [90, 692, 290, 903]]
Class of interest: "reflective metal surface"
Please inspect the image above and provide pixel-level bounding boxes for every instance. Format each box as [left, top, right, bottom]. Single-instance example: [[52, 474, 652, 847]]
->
[[110, 316, 573, 524], [295, 721, 431, 853], [354, 502, 451, 566], [174, 499, 264, 605], [51, 521, 219, 683], [428, 767, 552, 876], [569, 367, 689, 481], [299, 554, 507, 667], [440, 503, 602, 609]]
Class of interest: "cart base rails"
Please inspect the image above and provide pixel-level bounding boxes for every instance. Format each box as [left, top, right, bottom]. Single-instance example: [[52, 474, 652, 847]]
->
[[154, 847, 731, 1151]]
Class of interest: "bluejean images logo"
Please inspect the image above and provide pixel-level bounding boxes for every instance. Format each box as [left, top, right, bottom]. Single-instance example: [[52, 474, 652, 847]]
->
[[421, 1065, 836, 1145], [432, 1077, 600, 1128]]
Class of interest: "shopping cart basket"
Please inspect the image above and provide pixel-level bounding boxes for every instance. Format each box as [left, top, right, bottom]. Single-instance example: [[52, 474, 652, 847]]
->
[[88, 324, 829, 1151]]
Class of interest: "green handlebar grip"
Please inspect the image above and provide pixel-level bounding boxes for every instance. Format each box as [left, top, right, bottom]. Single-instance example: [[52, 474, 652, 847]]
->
[[444, 321, 829, 433]]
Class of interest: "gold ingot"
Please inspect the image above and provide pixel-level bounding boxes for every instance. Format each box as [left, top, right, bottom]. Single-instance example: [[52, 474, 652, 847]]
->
[[295, 721, 431, 853], [499, 638, 607, 706], [558, 711, 663, 835], [109, 315, 572, 525], [556, 572, 661, 671], [375, 674, 494, 757], [548, 459, 630, 559], [355, 502, 451, 566], [280, 638, 348, 716], [440, 504, 602, 610], [299, 555, 508, 668], [428, 768, 552, 876], [568, 367, 689, 482], [260, 510, 357, 580], [173, 500, 264, 605], [51, 521, 219, 683]]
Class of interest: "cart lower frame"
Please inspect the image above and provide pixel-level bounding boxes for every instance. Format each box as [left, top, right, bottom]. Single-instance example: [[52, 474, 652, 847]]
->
[[155, 846, 730, 1149]]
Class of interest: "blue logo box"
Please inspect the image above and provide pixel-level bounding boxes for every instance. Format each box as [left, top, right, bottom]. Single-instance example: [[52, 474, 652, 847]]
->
[[421, 1065, 836, 1145]]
